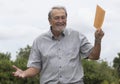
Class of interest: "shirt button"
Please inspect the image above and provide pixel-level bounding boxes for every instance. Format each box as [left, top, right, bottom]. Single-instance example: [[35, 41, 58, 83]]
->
[[59, 57, 61, 59], [60, 75, 62, 78]]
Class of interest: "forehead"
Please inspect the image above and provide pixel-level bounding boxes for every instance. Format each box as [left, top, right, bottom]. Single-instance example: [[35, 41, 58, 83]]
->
[[51, 9, 66, 16]]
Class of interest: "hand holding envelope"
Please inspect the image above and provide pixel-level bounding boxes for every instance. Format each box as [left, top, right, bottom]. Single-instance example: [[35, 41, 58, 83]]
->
[[94, 5, 105, 29]]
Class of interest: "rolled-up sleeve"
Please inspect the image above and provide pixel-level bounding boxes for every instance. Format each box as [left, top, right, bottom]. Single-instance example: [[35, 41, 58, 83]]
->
[[79, 33, 93, 58], [27, 39, 42, 70]]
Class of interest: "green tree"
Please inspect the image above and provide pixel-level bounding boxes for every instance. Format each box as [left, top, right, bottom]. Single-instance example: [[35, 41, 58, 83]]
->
[[0, 52, 14, 84], [113, 53, 120, 77], [0, 45, 39, 84], [1, 45, 120, 84], [13, 45, 39, 84], [16, 45, 31, 60], [82, 59, 119, 84], [0, 52, 11, 60]]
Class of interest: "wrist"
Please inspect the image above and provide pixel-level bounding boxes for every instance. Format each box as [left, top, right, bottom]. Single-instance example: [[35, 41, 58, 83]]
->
[[95, 38, 101, 44]]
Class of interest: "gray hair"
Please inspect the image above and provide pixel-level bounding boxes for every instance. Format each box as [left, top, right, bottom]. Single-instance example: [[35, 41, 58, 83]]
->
[[48, 6, 67, 19]]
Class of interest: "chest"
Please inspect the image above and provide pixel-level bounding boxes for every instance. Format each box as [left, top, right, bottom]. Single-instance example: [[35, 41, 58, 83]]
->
[[39, 36, 80, 59]]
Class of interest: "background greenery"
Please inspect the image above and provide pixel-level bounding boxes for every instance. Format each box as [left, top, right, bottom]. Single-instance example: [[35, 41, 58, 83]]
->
[[0, 45, 120, 84]]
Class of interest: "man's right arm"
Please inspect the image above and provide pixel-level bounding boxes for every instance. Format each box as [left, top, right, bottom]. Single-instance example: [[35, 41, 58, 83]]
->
[[12, 65, 40, 78]]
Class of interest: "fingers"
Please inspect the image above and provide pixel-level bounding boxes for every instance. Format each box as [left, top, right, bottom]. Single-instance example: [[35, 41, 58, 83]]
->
[[12, 65, 25, 78], [95, 28, 104, 40], [96, 29, 104, 35], [12, 71, 24, 78], [96, 28, 102, 33], [12, 70, 25, 78]]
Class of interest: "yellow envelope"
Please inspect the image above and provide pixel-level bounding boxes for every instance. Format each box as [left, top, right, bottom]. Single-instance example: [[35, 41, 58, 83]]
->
[[94, 5, 105, 29]]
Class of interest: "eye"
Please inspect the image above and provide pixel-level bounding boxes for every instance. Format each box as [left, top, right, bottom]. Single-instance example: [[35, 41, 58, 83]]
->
[[53, 16, 66, 20], [53, 16, 59, 20], [61, 16, 66, 20]]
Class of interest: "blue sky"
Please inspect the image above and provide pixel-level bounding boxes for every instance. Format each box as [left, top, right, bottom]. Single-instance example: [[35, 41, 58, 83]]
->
[[0, 0, 120, 66]]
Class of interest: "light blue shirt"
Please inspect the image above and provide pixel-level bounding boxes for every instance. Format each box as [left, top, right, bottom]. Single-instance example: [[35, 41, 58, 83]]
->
[[27, 28, 93, 84]]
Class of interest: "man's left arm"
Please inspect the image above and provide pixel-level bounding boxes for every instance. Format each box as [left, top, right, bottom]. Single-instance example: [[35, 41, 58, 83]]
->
[[88, 29, 104, 60]]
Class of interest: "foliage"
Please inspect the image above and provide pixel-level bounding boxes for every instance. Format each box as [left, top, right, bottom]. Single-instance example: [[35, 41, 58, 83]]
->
[[82, 59, 119, 84], [14, 45, 39, 84], [0, 52, 11, 60], [0, 45, 120, 84], [0, 52, 14, 84], [16, 45, 31, 61], [0, 45, 39, 84], [113, 53, 120, 77]]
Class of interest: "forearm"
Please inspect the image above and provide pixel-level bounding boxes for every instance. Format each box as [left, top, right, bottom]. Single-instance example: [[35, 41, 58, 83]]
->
[[88, 29, 104, 60], [88, 39, 101, 60], [23, 67, 40, 78]]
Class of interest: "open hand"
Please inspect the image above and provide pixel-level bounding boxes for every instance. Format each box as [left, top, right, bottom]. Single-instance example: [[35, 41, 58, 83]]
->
[[12, 65, 25, 78]]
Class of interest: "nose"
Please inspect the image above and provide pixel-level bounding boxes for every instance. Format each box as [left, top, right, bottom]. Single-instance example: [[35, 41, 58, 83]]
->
[[58, 18, 64, 22], [53, 16, 66, 22]]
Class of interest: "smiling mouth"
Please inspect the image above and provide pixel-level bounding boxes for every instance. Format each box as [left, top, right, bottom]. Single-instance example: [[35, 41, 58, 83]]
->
[[56, 25, 65, 28], [56, 24, 65, 26]]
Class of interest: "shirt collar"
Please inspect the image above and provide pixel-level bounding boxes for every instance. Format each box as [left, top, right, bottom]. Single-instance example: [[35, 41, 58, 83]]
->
[[49, 26, 66, 40]]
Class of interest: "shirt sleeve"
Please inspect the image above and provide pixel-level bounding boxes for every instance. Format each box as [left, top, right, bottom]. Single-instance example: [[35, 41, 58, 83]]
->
[[27, 39, 42, 70], [79, 33, 93, 58]]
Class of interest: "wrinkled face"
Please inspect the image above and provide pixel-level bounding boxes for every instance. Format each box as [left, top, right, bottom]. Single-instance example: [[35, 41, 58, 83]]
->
[[49, 9, 67, 32]]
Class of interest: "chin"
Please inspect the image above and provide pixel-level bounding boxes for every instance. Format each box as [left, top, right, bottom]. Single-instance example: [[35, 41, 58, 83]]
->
[[56, 26, 65, 32]]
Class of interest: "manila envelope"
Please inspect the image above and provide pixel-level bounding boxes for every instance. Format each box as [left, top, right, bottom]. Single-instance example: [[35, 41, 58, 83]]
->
[[94, 5, 105, 29]]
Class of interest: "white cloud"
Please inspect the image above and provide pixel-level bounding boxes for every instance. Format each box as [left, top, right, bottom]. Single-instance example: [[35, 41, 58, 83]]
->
[[0, 24, 48, 60], [0, 25, 48, 40], [0, 0, 120, 65]]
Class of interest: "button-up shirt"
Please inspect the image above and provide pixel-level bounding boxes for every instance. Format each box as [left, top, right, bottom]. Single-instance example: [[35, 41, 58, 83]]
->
[[27, 28, 93, 84]]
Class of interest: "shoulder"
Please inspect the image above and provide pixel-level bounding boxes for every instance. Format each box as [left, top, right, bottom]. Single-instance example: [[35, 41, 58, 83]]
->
[[65, 28, 84, 37], [67, 28, 88, 42], [33, 31, 50, 43]]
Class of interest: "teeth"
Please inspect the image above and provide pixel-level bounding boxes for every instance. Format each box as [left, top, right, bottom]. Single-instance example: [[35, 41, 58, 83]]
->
[[58, 24, 64, 26]]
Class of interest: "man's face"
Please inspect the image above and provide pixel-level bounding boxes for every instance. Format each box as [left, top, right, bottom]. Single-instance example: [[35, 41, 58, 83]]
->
[[49, 9, 67, 32]]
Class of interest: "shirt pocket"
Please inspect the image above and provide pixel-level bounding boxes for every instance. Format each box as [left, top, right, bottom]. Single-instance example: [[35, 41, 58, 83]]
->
[[63, 46, 79, 58]]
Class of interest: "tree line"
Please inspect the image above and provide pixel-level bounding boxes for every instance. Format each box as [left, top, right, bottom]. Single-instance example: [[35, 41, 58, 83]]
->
[[0, 45, 120, 84]]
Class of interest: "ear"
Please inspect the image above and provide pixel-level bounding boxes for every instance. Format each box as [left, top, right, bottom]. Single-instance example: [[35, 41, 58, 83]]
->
[[48, 18, 52, 25]]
